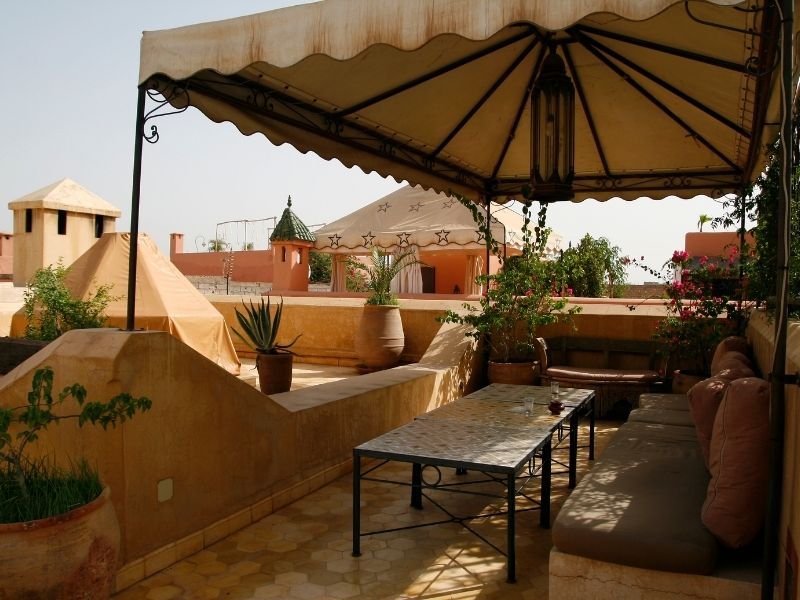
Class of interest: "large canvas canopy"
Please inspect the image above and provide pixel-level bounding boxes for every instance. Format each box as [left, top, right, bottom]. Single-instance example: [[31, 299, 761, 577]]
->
[[313, 185, 562, 257], [139, 0, 794, 204], [63, 233, 241, 375]]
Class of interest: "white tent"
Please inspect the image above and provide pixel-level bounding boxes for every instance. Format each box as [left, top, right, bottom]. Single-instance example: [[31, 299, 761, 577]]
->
[[313, 185, 561, 256]]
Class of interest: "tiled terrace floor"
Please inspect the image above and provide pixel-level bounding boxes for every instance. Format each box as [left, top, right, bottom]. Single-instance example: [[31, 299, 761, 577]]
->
[[113, 421, 619, 600]]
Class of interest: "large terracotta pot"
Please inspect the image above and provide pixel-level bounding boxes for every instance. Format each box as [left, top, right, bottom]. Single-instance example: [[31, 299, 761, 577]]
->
[[355, 305, 405, 369], [671, 369, 706, 394], [256, 352, 294, 394], [487, 360, 539, 385], [0, 486, 120, 599]]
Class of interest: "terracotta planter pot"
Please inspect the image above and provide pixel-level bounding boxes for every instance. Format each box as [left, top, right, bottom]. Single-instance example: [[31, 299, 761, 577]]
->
[[0, 486, 120, 599], [355, 305, 405, 369], [671, 369, 707, 394], [256, 352, 294, 394], [487, 360, 539, 385]]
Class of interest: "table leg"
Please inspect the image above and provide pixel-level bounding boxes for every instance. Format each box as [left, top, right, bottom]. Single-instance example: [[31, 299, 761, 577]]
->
[[568, 410, 579, 489], [506, 472, 516, 583], [411, 463, 423, 509], [540, 438, 552, 528], [352, 452, 361, 557], [589, 395, 596, 461]]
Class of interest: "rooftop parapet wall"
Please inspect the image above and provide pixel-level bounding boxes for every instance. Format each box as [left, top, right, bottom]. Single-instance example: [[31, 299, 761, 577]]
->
[[0, 320, 480, 587], [209, 296, 671, 367]]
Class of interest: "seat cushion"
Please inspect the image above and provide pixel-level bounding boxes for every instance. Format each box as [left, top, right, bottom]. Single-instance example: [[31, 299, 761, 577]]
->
[[687, 377, 730, 468], [546, 366, 661, 384], [702, 377, 770, 549], [638, 393, 688, 411], [628, 407, 694, 428], [553, 421, 716, 575], [710, 336, 750, 374]]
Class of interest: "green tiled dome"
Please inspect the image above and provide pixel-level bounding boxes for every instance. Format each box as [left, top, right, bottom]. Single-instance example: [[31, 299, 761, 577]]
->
[[269, 196, 316, 243]]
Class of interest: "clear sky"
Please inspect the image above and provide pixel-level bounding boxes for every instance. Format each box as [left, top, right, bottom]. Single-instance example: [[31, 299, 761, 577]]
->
[[1, 0, 740, 283]]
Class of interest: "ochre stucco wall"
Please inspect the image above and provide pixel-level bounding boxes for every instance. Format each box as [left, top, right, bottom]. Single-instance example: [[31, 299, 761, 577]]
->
[[0, 319, 480, 579]]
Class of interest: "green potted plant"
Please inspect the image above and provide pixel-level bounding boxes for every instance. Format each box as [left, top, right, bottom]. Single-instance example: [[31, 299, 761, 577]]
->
[[354, 246, 418, 369], [0, 366, 151, 598], [233, 295, 300, 394], [650, 250, 742, 392], [443, 202, 579, 384]]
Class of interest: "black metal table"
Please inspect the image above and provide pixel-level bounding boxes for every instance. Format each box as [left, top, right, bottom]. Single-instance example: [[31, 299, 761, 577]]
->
[[352, 383, 595, 583]]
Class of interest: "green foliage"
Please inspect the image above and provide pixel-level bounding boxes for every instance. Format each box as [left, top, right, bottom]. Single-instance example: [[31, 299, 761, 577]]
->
[[207, 238, 229, 252], [355, 247, 418, 306], [309, 252, 332, 283], [23, 262, 114, 341], [345, 257, 369, 292], [442, 201, 580, 362], [233, 295, 300, 354], [557, 235, 627, 298], [0, 367, 151, 522], [744, 142, 800, 306], [712, 112, 800, 308], [652, 251, 743, 375]]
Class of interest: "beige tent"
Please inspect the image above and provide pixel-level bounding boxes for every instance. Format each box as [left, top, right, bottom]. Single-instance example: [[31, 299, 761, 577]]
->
[[313, 185, 562, 256], [63, 233, 241, 375], [314, 185, 562, 294]]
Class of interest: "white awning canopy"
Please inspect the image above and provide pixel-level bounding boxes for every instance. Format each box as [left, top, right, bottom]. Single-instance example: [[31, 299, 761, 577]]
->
[[139, 0, 795, 203]]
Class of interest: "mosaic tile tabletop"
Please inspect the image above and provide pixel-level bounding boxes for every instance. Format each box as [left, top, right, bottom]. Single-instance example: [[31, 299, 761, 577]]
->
[[355, 417, 549, 472]]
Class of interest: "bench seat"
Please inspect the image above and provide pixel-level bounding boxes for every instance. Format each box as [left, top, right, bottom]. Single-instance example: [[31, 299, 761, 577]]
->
[[534, 337, 666, 417], [627, 406, 695, 427], [638, 392, 689, 411], [552, 420, 716, 574]]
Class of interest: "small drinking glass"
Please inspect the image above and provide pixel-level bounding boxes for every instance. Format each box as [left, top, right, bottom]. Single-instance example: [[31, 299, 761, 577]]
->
[[550, 381, 560, 399], [523, 397, 534, 417]]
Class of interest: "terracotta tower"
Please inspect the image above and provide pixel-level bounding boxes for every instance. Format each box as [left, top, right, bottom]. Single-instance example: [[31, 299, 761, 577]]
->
[[269, 196, 316, 292]]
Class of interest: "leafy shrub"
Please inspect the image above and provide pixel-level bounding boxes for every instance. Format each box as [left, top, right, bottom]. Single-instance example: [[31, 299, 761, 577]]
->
[[23, 262, 114, 341], [0, 367, 151, 522]]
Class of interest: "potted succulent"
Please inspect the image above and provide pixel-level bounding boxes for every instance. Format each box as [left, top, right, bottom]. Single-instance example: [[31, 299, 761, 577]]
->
[[233, 295, 300, 394], [353, 246, 418, 369], [0, 366, 151, 598], [443, 202, 579, 384]]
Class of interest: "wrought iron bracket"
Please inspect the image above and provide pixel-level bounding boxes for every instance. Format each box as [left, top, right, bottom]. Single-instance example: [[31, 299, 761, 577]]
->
[[142, 85, 190, 144]]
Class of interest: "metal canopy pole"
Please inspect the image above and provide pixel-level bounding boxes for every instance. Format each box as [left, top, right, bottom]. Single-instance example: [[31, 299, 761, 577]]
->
[[126, 86, 146, 331], [762, 0, 793, 596]]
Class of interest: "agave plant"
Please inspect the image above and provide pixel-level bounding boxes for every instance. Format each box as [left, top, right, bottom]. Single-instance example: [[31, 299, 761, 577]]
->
[[233, 296, 300, 354], [363, 247, 418, 306]]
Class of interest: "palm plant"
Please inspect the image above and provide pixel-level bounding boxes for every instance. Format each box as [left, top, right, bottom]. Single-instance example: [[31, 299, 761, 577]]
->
[[233, 296, 300, 354], [363, 247, 418, 306]]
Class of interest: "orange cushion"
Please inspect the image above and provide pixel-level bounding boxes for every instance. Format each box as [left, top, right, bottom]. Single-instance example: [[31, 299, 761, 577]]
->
[[687, 377, 729, 468], [701, 378, 770, 548], [710, 337, 750, 374]]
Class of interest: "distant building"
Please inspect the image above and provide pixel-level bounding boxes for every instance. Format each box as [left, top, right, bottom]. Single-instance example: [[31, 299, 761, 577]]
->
[[8, 178, 121, 286], [0, 232, 12, 280]]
